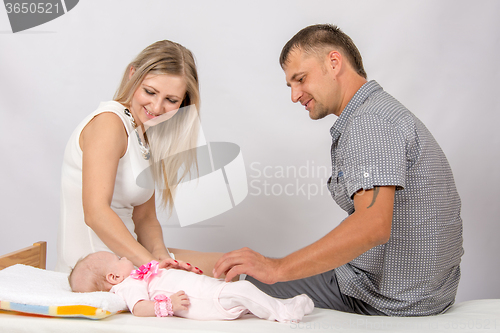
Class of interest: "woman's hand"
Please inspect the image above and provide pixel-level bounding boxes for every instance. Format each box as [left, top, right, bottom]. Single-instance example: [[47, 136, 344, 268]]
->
[[158, 258, 203, 274], [170, 291, 190, 313]]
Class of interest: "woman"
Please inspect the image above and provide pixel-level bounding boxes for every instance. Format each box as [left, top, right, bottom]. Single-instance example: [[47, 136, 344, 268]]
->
[[56, 40, 221, 274]]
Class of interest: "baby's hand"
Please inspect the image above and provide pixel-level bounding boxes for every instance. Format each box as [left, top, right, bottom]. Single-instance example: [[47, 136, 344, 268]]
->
[[158, 258, 203, 275], [170, 291, 190, 312]]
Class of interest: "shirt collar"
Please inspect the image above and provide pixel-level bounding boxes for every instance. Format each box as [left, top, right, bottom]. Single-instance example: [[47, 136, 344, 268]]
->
[[330, 80, 383, 141]]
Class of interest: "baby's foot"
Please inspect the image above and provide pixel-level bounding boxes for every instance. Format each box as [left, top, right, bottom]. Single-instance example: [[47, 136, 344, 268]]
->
[[285, 294, 314, 322]]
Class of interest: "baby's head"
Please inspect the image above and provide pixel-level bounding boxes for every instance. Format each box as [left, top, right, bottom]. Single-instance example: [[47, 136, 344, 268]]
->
[[69, 251, 135, 293]]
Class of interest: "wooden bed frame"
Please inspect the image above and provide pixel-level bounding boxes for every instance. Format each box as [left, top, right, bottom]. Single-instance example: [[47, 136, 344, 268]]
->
[[0, 241, 47, 270]]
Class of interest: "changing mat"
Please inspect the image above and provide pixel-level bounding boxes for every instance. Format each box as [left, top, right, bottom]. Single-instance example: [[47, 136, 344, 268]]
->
[[0, 264, 127, 319]]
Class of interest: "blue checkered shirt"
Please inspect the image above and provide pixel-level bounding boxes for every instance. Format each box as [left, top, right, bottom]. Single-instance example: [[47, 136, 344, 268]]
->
[[328, 81, 463, 316]]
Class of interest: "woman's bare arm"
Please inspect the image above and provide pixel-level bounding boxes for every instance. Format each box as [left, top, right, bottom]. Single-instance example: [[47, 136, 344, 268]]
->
[[81, 112, 156, 266]]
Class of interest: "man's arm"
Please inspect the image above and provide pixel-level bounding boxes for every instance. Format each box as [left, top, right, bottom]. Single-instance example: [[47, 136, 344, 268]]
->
[[213, 186, 395, 283]]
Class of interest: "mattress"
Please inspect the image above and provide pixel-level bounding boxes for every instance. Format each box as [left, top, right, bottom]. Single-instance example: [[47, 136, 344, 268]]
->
[[1, 299, 498, 333]]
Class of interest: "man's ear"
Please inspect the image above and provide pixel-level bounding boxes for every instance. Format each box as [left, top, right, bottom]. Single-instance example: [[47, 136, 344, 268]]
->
[[106, 272, 124, 285], [327, 50, 342, 74], [128, 66, 136, 80]]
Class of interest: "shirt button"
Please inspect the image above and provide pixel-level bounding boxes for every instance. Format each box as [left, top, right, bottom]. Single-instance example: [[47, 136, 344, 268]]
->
[[364, 172, 370, 178]]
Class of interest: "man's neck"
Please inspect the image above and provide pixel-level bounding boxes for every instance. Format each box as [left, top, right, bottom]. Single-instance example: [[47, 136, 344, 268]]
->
[[335, 74, 367, 117]]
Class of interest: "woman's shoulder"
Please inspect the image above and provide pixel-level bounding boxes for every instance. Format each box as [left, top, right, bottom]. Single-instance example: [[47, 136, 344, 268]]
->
[[89, 112, 127, 133], [85, 101, 130, 134], [92, 101, 129, 129], [79, 102, 129, 156]]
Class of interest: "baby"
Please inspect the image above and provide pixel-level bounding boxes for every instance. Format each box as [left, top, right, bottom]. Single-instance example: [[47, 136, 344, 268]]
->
[[69, 251, 314, 322]]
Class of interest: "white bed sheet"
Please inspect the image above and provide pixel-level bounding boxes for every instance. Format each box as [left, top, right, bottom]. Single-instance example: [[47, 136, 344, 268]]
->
[[1, 299, 498, 333]]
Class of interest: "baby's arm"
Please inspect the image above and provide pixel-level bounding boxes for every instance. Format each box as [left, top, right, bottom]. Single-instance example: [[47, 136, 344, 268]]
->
[[132, 291, 190, 317], [132, 300, 156, 317]]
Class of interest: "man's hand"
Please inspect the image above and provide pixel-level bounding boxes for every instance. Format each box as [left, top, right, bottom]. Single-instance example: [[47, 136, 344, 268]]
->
[[214, 187, 395, 283], [158, 258, 203, 275], [212, 247, 281, 283]]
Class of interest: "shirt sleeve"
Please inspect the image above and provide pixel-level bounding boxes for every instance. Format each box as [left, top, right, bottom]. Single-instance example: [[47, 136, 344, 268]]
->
[[342, 113, 406, 199], [110, 277, 149, 313]]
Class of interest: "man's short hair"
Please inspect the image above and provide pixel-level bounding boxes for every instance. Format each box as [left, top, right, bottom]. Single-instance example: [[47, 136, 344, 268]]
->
[[280, 24, 367, 79]]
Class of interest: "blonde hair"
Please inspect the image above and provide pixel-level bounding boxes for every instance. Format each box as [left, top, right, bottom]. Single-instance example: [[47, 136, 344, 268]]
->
[[114, 40, 200, 210]]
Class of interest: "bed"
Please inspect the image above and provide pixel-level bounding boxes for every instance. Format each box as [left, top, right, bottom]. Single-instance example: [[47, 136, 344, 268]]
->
[[1, 243, 499, 333], [0, 241, 46, 270]]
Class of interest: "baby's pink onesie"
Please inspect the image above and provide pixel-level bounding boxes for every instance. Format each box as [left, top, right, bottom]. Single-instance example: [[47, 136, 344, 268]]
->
[[110, 268, 314, 322]]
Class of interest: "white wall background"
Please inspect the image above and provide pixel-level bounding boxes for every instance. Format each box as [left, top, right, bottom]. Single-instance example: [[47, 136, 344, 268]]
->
[[0, 0, 498, 304]]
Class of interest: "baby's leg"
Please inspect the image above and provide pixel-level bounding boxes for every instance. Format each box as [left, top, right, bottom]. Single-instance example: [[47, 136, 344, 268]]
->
[[219, 280, 314, 323]]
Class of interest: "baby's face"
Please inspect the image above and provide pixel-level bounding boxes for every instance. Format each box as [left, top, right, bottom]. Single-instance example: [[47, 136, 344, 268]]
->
[[108, 253, 135, 280], [93, 251, 135, 282]]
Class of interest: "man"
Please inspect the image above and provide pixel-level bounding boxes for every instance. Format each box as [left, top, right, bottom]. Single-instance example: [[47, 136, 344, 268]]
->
[[213, 24, 463, 316]]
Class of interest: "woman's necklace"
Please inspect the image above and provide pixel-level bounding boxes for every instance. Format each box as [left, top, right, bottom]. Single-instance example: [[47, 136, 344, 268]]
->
[[124, 108, 150, 160]]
